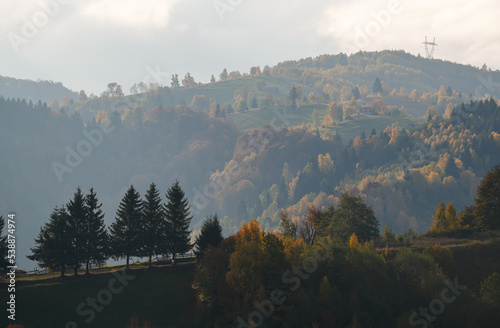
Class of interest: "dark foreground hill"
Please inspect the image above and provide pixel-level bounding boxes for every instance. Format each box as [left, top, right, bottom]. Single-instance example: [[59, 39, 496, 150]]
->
[[2, 232, 500, 328], [2, 262, 197, 328]]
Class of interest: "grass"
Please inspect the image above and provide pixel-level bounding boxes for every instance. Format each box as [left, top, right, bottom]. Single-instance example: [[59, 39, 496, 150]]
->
[[230, 104, 424, 142], [3, 262, 197, 328]]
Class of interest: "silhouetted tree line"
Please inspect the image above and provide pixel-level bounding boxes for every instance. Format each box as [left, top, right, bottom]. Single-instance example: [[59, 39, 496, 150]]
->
[[27, 181, 194, 276]]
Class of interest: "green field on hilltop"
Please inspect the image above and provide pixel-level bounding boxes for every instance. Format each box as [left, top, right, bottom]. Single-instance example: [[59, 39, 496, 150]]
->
[[230, 104, 424, 142]]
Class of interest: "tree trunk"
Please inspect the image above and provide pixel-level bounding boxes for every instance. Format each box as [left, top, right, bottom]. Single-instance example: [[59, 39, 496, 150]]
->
[[86, 259, 90, 275], [172, 253, 176, 265], [149, 255, 152, 268], [126, 254, 130, 269]]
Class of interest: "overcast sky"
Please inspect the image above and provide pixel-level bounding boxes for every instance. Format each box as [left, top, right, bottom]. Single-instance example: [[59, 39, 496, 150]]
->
[[0, 0, 498, 95]]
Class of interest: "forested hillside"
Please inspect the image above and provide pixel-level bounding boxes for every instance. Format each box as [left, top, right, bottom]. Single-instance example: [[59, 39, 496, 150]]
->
[[1, 50, 500, 269], [211, 99, 500, 236], [61, 50, 500, 124], [0, 75, 77, 104]]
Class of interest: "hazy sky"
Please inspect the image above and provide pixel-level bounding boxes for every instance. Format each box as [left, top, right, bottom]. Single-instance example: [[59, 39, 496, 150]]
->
[[0, 0, 498, 95]]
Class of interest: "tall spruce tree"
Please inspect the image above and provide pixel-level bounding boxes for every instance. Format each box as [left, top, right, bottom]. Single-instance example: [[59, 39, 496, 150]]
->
[[66, 187, 86, 275], [142, 183, 164, 267], [475, 166, 500, 230], [110, 185, 143, 269], [164, 181, 192, 264], [288, 86, 299, 111], [83, 188, 109, 274], [0, 215, 8, 270], [194, 214, 223, 259], [372, 78, 383, 95], [27, 207, 73, 277]]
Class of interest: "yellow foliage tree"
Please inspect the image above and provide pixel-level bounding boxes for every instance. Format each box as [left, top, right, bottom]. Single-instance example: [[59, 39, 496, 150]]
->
[[429, 202, 446, 232], [349, 233, 361, 249], [318, 153, 334, 174]]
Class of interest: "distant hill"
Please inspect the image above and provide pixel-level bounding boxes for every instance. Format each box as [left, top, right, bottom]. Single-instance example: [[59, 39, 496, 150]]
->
[[3, 49, 500, 270], [0, 75, 77, 104], [68, 50, 500, 124]]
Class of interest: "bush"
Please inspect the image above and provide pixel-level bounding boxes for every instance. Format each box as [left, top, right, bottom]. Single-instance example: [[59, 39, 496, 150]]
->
[[480, 272, 500, 307], [423, 243, 454, 275]]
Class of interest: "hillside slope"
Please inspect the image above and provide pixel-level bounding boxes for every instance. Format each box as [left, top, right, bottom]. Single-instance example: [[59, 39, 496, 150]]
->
[[0, 75, 77, 104]]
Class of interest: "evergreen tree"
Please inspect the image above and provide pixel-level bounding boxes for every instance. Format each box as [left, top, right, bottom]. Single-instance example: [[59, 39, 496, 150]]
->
[[194, 214, 223, 259], [83, 188, 109, 274], [281, 162, 293, 185], [444, 156, 460, 178], [142, 182, 164, 267], [277, 178, 289, 208], [474, 166, 500, 230], [210, 74, 216, 84], [458, 205, 475, 229], [461, 148, 473, 170], [110, 185, 143, 269], [27, 207, 73, 277], [251, 96, 258, 109], [352, 86, 361, 99], [66, 187, 86, 275], [288, 86, 299, 111], [372, 78, 383, 95], [164, 181, 192, 264], [0, 216, 8, 270]]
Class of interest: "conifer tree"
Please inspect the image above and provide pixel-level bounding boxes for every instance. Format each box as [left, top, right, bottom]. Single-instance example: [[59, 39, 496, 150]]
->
[[164, 181, 192, 264], [27, 207, 73, 277], [83, 188, 109, 274], [475, 166, 500, 230], [110, 185, 143, 269], [288, 86, 299, 111], [194, 214, 223, 259], [66, 187, 86, 275], [372, 78, 383, 95], [142, 182, 164, 267]]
